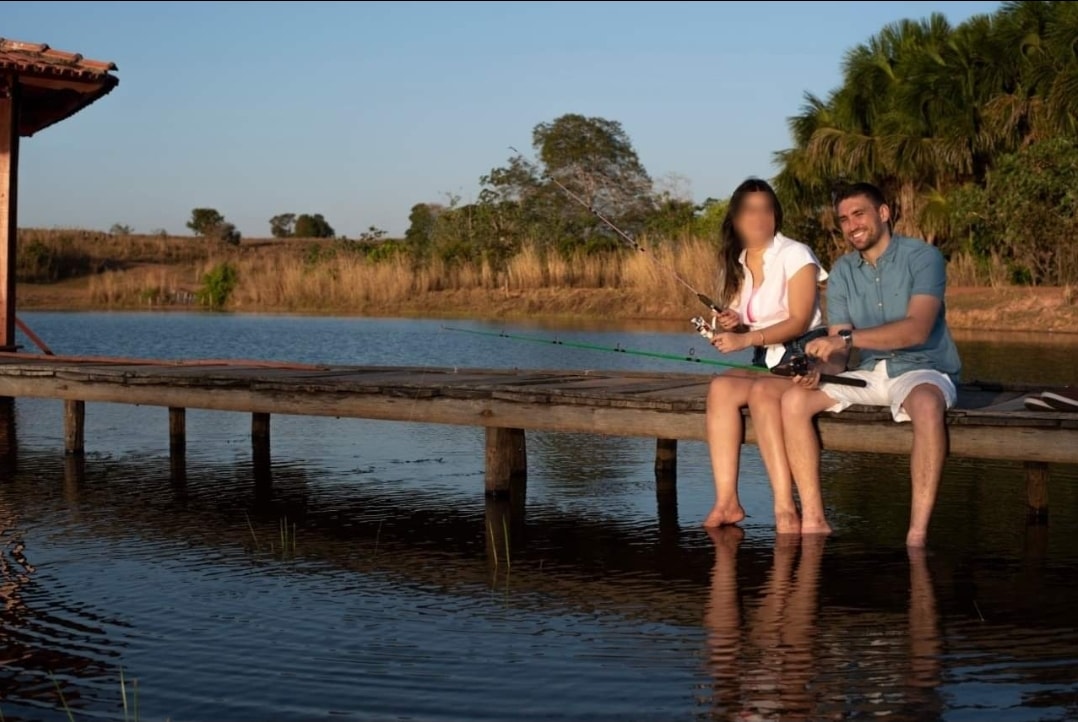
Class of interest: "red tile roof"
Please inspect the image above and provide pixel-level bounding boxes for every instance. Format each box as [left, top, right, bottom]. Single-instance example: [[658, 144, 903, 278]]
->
[[0, 38, 120, 137]]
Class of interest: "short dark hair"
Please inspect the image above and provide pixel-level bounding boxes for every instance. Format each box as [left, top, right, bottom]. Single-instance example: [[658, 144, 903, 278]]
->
[[832, 182, 887, 211]]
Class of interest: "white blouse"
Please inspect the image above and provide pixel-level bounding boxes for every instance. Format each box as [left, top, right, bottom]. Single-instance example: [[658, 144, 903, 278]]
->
[[730, 232, 829, 368]]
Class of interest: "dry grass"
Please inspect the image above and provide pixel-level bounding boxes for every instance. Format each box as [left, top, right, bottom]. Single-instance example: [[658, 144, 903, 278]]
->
[[946, 250, 1011, 288], [21, 227, 1078, 334]]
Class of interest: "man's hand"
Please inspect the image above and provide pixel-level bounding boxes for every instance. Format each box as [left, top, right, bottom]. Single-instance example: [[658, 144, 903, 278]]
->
[[711, 332, 751, 354], [715, 309, 741, 331], [805, 334, 847, 363]]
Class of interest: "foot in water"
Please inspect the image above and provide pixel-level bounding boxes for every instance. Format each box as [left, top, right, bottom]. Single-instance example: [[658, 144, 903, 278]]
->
[[800, 514, 833, 536], [774, 508, 802, 535], [703, 504, 746, 528], [906, 529, 927, 547]]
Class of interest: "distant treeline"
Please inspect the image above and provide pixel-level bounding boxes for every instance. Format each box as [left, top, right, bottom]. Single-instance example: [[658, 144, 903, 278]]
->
[[24, 1, 1078, 293]]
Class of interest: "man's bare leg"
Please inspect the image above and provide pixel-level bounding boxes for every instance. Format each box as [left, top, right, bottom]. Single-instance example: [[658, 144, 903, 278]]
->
[[900, 384, 948, 547], [748, 377, 801, 534], [780, 386, 837, 535], [703, 371, 758, 527]]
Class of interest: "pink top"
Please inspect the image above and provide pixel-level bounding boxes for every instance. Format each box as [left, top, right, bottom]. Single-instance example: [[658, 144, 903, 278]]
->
[[731, 232, 829, 368]]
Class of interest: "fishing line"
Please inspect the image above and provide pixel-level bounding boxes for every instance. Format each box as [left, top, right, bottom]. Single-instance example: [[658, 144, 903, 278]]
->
[[441, 325, 869, 387], [507, 146, 723, 314], [442, 325, 766, 373]]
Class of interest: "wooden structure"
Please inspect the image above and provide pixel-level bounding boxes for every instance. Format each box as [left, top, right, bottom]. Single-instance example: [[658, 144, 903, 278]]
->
[[0, 39, 119, 350], [0, 353, 1074, 519]]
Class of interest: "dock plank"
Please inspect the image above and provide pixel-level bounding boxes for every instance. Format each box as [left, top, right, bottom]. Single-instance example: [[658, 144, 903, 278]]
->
[[0, 359, 1075, 464]]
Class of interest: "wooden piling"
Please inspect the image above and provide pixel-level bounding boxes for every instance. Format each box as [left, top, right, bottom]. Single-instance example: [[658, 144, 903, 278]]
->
[[252, 412, 270, 445], [654, 438, 677, 491], [0, 78, 20, 352], [1024, 461, 1049, 523], [484, 427, 526, 498], [0, 395, 15, 472], [252, 412, 272, 501], [169, 407, 186, 457], [64, 400, 85, 456]]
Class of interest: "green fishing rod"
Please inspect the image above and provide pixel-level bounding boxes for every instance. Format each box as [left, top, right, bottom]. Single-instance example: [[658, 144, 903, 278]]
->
[[440, 325, 869, 387]]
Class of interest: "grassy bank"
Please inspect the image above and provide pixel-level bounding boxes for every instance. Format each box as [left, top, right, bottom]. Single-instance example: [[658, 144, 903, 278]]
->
[[14, 228, 1078, 334]]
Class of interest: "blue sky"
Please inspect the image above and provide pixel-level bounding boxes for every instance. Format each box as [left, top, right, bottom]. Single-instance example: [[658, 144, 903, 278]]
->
[[7, 0, 1003, 239]]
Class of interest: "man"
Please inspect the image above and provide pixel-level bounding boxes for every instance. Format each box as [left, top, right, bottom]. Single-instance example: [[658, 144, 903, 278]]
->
[[780, 182, 962, 547]]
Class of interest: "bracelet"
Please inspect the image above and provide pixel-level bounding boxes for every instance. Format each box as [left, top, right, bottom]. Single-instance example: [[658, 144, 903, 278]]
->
[[757, 331, 765, 346]]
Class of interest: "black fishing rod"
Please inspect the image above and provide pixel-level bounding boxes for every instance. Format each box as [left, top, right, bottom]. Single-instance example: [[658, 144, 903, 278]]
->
[[507, 146, 724, 315], [442, 325, 868, 387]]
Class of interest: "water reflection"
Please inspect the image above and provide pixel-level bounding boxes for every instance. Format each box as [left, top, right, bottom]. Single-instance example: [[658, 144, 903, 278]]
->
[[703, 531, 942, 721]]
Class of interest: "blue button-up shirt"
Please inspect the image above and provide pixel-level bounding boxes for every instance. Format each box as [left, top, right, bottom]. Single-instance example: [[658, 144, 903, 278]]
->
[[826, 234, 962, 382]]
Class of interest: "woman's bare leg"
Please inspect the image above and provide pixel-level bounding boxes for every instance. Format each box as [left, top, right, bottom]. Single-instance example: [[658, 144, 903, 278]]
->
[[704, 370, 758, 527], [748, 377, 801, 534]]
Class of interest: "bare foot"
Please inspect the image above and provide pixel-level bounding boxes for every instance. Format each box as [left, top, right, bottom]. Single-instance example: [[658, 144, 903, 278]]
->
[[906, 529, 927, 547], [800, 516, 833, 536], [703, 503, 746, 528], [775, 508, 801, 535]]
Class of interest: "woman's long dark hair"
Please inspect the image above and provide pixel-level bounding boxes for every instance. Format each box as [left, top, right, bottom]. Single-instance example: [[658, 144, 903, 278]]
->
[[718, 178, 783, 308]]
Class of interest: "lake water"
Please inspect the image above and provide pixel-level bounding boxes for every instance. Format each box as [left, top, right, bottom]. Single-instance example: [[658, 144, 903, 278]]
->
[[1, 311, 1077, 722]]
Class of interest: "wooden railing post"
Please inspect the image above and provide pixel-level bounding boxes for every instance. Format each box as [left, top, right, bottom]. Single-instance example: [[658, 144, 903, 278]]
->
[[484, 427, 526, 498], [64, 400, 84, 455], [0, 78, 20, 352]]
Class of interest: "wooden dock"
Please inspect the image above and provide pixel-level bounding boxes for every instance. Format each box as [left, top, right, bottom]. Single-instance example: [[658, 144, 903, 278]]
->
[[0, 352, 1075, 518]]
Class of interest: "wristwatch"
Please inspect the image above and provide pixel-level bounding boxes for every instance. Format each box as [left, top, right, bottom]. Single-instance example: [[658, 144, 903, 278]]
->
[[838, 329, 853, 350]]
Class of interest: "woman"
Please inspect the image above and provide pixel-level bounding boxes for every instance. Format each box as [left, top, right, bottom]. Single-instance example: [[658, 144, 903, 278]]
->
[[703, 178, 828, 535]]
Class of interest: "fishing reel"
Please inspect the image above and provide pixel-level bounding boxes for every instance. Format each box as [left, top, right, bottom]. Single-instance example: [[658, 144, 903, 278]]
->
[[770, 354, 812, 378], [690, 315, 717, 341]]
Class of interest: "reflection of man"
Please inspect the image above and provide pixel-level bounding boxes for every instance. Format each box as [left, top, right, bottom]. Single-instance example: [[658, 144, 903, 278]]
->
[[781, 182, 962, 547], [702, 529, 943, 720]]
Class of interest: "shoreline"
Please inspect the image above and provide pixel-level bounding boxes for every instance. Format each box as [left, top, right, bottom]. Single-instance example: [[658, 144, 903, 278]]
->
[[14, 284, 1078, 340]]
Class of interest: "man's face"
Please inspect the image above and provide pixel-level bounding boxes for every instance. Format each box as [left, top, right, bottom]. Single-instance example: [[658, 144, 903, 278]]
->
[[836, 195, 890, 252]]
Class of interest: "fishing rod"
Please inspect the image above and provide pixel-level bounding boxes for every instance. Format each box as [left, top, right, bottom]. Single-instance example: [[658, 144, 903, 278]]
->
[[507, 146, 724, 316], [443, 324, 763, 372], [441, 325, 868, 387]]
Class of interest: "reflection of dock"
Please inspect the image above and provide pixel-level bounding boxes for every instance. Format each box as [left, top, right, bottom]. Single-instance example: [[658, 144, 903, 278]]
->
[[0, 355, 1076, 518]]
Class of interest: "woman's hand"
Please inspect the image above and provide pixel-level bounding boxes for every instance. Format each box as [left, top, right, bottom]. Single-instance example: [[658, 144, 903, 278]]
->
[[790, 368, 821, 390], [711, 332, 751, 354], [715, 309, 741, 331]]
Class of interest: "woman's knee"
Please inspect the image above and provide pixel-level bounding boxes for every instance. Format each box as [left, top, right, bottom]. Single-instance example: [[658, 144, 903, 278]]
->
[[707, 374, 750, 411], [747, 378, 782, 409], [780, 385, 815, 421]]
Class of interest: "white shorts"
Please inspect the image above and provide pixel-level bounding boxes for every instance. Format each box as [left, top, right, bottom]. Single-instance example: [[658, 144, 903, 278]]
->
[[821, 360, 957, 423]]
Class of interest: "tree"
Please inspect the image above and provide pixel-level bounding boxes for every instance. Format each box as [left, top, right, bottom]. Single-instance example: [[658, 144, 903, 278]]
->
[[293, 213, 335, 238], [773, 1, 1078, 263], [532, 112, 654, 221], [981, 137, 1078, 285], [187, 208, 225, 236], [269, 213, 296, 238], [404, 203, 443, 255], [110, 223, 133, 236]]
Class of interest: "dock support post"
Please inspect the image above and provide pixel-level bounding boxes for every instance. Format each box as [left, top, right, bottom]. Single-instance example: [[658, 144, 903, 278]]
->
[[1024, 461, 1049, 523], [169, 407, 186, 458], [0, 396, 15, 474], [484, 427, 526, 498], [654, 438, 677, 491], [252, 413, 272, 502], [64, 400, 84, 456], [655, 438, 679, 538]]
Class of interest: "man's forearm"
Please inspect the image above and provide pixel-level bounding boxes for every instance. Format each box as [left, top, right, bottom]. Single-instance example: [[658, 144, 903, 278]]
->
[[851, 318, 930, 351]]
